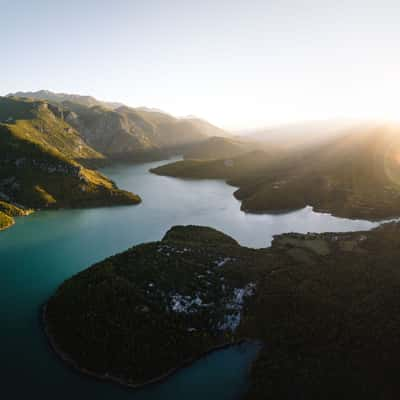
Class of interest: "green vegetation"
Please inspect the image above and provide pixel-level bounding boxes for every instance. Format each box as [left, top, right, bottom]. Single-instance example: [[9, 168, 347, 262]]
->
[[0, 91, 232, 230], [151, 150, 277, 180], [0, 211, 14, 230], [0, 97, 141, 229], [45, 223, 400, 398], [0, 97, 105, 162], [152, 125, 400, 219], [8, 91, 230, 162], [0, 200, 33, 231], [45, 226, 258, 384], [0, 200, 32, 217]]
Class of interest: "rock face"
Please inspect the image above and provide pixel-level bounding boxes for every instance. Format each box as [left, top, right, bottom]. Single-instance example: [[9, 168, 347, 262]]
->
[[63, 103, 228, 161], [8, 91, 230, 162], [0, 97, 141, 225], [45, 223, 400, 399]]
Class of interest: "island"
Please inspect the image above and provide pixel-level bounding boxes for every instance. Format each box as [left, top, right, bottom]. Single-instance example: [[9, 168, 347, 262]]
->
[[44, 223, 400, 399]]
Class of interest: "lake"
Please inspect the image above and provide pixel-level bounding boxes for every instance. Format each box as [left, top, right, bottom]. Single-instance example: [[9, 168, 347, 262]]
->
[[0, 158, 380, 399]]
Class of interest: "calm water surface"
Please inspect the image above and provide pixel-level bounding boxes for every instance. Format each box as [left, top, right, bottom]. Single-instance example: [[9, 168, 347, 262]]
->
[[0, 159, 380, 399]]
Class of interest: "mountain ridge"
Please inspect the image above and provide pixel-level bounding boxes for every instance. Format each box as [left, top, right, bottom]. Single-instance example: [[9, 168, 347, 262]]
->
[[0, 96, 141, 229], [7, 90, 230, 162]]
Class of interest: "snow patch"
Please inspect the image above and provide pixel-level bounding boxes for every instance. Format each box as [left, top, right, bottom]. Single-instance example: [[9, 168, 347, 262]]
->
[[214, 257, 234, 268], [218, 282, 256, 332]]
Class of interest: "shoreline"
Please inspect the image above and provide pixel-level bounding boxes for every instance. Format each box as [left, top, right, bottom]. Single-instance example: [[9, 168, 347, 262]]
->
[[0, 218, 15, 231], [41, 303, 261, 391]]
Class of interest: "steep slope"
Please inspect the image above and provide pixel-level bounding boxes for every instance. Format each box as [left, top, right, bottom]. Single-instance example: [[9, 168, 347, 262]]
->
[[152, 125, 400, 219], [0, 211, 13, 230], [0, 200, 32, 230], [45, 223, 400, 399], [9, 90, 230, 162], [62, 102, 160, 160], [64, 102, 227, 161], [0, 97, 105, 163], [182, 117, 231, 138], [0, 97, 141, 229]]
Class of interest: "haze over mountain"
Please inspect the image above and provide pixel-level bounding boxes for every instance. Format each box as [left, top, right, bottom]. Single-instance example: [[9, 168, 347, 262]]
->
[[238, 120, 361, 150], [153, 123, 400, 220]]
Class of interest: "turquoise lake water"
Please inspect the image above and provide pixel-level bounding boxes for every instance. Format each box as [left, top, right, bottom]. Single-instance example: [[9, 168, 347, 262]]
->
[[0, 159, 380, 399]]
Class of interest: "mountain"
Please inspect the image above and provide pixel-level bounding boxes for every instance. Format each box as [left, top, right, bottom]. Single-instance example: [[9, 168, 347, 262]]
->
[[8, 90, 124, 110], [240, 120, 359, 150], [183, 136, 258, 160], [181, 117, 231, 138], [152, 124, 400, 220], [0, 97, 105, 163], [8, 90, 230, 162], [64, 103, 222, 161], [151, 150, 274, 180], [44, 223, 400, 399], [0, 97, 140, 229]]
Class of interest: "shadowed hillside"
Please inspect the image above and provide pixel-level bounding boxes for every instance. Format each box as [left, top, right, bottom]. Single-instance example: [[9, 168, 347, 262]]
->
[[152, 124, 400, 219], [45, 223, 400, 399]]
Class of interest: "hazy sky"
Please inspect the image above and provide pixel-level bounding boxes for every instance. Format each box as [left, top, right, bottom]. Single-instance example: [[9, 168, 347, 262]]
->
[[2, 0, 400, 129]]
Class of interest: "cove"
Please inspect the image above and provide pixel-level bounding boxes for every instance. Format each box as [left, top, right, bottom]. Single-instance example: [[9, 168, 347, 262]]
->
[[0, 158, 380, 399]]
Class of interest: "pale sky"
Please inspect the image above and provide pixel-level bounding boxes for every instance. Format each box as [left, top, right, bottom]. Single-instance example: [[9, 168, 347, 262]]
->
[[2, 0, 400, 130]]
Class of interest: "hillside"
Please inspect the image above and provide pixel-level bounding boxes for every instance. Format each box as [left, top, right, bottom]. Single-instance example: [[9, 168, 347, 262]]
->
[[9, 90, 124, 110], [0, 97, 141, 229], [183, 136, 257, 160], [0, 211, 14, 230], [0, 200, 32, 230], [44, 223, 400, 399], [9, 90, 229, 162], [151, 150, 275, 180], [152, 124, 400, 220], [181, 117, 231, 138], [0, 97, 105, 164], [65, 104, 229, 161]]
